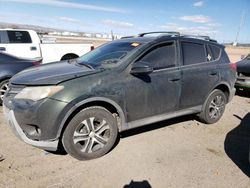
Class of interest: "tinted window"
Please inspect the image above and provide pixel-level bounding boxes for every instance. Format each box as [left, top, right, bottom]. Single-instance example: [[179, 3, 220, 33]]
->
[[246, 54, 250, 60], [7, 31, 32, 43], [139, 42, 176, 70], [182, 42, 206, 65], [209, 45, 220, 60]]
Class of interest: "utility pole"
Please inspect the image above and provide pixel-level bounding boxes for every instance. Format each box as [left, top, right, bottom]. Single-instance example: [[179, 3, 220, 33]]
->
[[233, 10, 246, 46], [111, 30, 114, 41]]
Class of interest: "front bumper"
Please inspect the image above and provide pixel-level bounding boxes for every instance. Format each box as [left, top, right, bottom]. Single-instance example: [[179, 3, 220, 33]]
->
[[3, 104, 59, 151], [235, 76, 250, 89]]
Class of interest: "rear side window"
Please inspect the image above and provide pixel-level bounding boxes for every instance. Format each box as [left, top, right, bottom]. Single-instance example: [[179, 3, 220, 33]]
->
[[7, 31, 32, 43], [139, 42, 176, 70], [181, 42, 206, 65]]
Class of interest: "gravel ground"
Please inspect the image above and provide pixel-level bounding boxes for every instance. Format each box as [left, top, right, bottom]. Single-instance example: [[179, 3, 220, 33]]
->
[[0, 93, 250, 188]]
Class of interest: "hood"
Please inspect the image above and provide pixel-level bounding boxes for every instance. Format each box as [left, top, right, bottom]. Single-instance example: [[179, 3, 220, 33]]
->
[[11, 61, 101, 85], [236, 59, 250, 74]]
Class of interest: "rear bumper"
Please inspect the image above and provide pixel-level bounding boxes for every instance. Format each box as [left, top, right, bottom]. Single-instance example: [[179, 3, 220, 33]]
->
[[3, 104, 58, 151], [228, 87, 236, 102]]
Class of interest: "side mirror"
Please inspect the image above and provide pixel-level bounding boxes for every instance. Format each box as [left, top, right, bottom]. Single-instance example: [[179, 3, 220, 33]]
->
[[130, 61, 153, 75]]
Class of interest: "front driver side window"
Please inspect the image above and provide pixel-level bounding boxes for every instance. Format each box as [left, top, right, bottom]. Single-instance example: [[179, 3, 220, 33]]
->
[[139, 42, 176, 70]]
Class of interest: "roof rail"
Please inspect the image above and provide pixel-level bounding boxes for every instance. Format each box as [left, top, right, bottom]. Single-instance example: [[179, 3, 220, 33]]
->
[[120, 35, 135, 39], [120, 31, 217, 43], [181, 34, 217, 43], [138, 31, 180, 37]]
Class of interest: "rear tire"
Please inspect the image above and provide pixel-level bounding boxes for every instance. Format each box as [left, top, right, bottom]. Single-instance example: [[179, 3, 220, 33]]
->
[[0, 79, 9, 105], [198, 89, 226, 124], [62, 106, 118, 160]]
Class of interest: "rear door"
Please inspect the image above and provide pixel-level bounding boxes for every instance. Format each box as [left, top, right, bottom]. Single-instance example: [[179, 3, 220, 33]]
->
[[5, 30, 40, 58], [179, 40, 220, 109]]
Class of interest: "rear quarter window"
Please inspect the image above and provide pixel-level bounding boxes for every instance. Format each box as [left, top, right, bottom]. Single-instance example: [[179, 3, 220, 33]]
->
[[7, 31, 32, 43], [209, 45, 221, 60]]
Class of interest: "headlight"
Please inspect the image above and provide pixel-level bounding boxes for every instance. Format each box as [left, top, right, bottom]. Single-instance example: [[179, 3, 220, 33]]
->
[[15, 86, 64, 101]]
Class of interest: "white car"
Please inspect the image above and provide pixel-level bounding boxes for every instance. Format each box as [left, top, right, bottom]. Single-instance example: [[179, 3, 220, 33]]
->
[[0, 29, 94, 63]]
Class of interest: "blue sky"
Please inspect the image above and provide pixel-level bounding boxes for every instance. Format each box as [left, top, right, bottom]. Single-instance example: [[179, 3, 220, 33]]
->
[[0, 0, 249, 43]]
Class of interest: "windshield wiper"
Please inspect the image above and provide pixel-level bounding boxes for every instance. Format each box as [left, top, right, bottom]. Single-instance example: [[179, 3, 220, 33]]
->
[[75, 60, 94, 69], [101, 59, 119, 65]]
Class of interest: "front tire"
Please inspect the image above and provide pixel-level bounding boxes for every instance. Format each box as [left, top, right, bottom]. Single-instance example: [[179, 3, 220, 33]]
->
[[198, 89, 227, 124], [0, 79, 9, 105], [62, 106, 118, 160]]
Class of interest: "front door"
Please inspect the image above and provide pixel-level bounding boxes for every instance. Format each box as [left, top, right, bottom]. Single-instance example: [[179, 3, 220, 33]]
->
[[125, 41, 181, 122]]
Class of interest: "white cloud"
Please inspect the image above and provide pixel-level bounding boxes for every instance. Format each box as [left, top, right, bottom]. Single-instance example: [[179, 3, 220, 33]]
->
[[160, 23, 218, 36], [206, 23, 222, 27], [193, 1, 204, 7], [180, 15, 212, 23], [57, 17, 81, 24], [1, 0, 126, 13], [103, 20, 134, 28]]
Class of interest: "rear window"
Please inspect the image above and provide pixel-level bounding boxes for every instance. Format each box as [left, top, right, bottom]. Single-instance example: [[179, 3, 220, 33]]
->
[[7, 31, 32, 43], [182, 42, 206, 65]]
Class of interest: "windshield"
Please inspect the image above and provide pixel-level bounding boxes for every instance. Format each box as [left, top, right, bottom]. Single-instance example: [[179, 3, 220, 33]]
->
[[77, 41, 141, 68]]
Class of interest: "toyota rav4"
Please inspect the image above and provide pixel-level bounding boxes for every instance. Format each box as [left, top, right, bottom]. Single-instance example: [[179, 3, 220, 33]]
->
[[3, 32, 236, 160]]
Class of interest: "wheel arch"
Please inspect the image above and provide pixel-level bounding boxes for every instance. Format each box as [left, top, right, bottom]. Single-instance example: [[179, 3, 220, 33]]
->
[[212, 82, 231, 102], [0, 75, 12, 83], [57, 97, 126, 139], [60, 53, 79, 61]]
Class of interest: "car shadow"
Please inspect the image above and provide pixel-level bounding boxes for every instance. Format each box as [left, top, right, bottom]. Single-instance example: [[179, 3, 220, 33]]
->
[[123, 180, 152, 188], [236, 89, 250, 98], [120, 114, 195, 138], [224, 113, 250, 177]]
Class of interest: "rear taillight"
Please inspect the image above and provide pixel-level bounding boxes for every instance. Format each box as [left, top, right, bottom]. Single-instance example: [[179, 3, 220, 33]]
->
[[229, 63, 237, 71], [32, 61, 41, 66], [91, 46, 94, 51]]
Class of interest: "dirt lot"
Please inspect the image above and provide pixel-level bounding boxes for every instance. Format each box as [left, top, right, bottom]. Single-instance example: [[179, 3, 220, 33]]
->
[[225, 46, 250, 63], [0, 95, 250, 188], [0, 46, 250, 188]]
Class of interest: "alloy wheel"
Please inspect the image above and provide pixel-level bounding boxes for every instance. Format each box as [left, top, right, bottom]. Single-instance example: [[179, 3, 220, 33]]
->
[[73, 117, 111, 153], [0, 82, 9, 101], [208, 94, 225, 120]]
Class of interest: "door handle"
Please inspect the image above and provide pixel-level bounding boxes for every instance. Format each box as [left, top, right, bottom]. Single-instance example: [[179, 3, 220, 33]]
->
[[169, 77, 181, 82], [30, 46, 37, 51], [209, 72, 218, 76], [0, 47, 6, 51]]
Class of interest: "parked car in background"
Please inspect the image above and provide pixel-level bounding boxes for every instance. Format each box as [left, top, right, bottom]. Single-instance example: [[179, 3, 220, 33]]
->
[[235, 53, 250, 91], [0, 29, 94, 63], [3, 32, 236, 160], [0, 52, 41, 104]]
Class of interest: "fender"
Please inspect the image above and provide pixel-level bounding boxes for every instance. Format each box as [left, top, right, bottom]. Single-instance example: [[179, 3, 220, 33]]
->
[[205, 81, 232, 103], [0, 75, 12, 82], [56, 97, 126, 138]]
